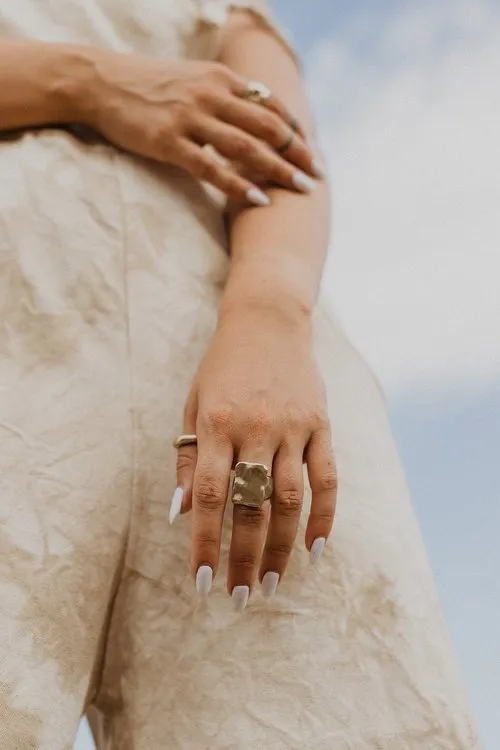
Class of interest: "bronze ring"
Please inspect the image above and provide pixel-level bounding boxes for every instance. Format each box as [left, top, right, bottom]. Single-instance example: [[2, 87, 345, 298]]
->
[[276, 128, 295, 154], [173, 433, 198, 449], [231, 461, 273, 509]]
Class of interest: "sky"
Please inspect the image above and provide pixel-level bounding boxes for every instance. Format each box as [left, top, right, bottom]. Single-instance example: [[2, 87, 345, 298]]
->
[[75, 1, 499, 747], [274, 0, 499, 746]]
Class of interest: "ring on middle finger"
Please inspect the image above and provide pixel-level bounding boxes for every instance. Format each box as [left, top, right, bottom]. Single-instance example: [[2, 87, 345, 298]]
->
[[242, 80, 272, 106], [231, 461, 273, 509]]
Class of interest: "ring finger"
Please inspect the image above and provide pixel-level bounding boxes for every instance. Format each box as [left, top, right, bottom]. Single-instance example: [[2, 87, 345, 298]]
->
[[228, 445, 274, 611], [259, 440, 304, 599], [216, 97, 317, 177], [192, 120, 317, 195]]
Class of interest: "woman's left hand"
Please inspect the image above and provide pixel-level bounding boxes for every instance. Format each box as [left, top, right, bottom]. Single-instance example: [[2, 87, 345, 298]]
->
[[172, 303, 337, 607]]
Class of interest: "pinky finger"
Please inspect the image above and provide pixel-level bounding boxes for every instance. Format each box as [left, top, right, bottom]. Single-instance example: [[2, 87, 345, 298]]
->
[[305, 427, 338, 564], [176, 141, 270, 207]]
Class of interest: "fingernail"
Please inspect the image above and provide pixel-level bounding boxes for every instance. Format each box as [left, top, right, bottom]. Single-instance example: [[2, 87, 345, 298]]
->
[[169, 487, 183, 525], [293, 170, 317, 193], [246, 187, 270, 206], [196, 565, 213, 598], [309, 537, 326, 566], [261, 571, 279, 599], [232, 585, 250, 612], [311, 158, 326, 179]]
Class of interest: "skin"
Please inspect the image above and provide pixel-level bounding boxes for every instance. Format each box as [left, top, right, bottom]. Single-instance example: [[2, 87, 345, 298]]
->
[[0, 14, 337, 607], [0, 40, 319, 203], [179, 12, 337, 604]]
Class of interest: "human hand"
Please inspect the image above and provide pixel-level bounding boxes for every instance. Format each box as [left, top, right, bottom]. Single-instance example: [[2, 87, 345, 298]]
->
[[79, 51, 321, 204], [171, 303, 337, 609]]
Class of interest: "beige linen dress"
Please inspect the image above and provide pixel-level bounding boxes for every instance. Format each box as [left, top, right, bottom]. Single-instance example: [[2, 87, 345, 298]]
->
[[0, 1, 482, 748]]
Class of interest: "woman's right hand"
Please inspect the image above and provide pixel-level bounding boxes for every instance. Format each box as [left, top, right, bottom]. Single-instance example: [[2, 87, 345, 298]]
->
[[80, 51, 321, 204]]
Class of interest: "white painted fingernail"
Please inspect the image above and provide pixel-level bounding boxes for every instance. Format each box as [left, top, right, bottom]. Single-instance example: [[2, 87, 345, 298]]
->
[[312, 158, 326, 179], [169, 487, 183, 525], [309, 537, 326, 565], [232, 585, 250, 612], [196, 565, 213, 598], [293, 170, 317, 193], [261, 571, 279, 599], [246, 187, 270, 206]]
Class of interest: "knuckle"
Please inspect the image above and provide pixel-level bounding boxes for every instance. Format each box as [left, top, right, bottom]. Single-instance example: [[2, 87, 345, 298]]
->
[[203, 407, 233, 435], [232, 553, 258, 570], [169, 100, 191, 126], [192, 82, 218, 108], [312, 509, 335, 525], [266, 541, 293, 560], [247, 411, 273, 435], [316, 470, 338, 493], [196, 532, 219, 548], [269, 161, 288, 183], [195, 477, 226, 511], [196, 158, 218, 183], [274, 487, 303, 515], [284, 410, 307, 434], [150, 126, 171, 153], [234, 137, 258, 161], [176, 451, 195, 472], [312, 411, 331, 433], [235, 506, 266, 526]]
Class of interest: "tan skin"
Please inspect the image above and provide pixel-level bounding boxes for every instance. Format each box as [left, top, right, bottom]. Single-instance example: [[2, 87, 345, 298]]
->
[[179, 13, 337, 605], [0, 12, 336, 607]]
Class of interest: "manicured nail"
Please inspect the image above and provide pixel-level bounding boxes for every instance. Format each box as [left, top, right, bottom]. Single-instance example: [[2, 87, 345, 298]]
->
[[311, 158, 326, 179], [196, 565, 213, 598], [309, 537, 326, 566], [232, 585, 249, 612], [292, 170, 317, 193], [246, 187, 270, 206], [261, 571, 279, 599], [169, 487, 183, 525]]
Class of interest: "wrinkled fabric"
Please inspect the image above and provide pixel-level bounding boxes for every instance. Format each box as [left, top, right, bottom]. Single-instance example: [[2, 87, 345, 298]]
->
[[0, 1, 482, 749]]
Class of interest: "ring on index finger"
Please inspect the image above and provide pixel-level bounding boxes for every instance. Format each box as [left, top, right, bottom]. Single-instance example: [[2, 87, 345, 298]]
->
[[231, 461, 273, 509]]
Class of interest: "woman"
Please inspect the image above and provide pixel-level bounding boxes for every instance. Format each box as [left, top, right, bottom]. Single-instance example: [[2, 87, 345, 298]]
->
[[0, 1, 481, 748]]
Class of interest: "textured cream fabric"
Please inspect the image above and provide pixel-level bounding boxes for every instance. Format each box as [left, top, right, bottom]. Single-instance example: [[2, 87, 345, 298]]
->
[[0, 1, 482, 749]]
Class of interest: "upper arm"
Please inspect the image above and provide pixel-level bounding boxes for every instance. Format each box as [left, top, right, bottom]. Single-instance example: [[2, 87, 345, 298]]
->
[[214, 2, 317, 138]]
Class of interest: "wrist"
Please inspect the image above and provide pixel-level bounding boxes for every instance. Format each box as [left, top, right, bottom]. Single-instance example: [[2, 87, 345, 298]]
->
[[219, 266, 315, 333], [47, 44, 104, 126]]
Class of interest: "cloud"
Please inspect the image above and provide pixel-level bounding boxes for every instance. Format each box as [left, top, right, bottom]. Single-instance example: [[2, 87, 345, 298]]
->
[[307, 0, 500, 398]]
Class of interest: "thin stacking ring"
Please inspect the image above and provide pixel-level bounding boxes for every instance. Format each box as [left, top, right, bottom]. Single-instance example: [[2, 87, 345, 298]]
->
[[173, 434, 198, 449], [276, 128, 295, 154]]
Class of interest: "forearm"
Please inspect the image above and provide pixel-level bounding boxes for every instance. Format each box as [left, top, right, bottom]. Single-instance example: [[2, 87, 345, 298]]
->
[[217, 12, 331, 325], [0, 40, 94, 131], [221, 181, 330, 325]]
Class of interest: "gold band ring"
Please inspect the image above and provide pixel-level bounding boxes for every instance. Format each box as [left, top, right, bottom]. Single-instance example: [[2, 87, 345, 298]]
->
[[173, 434, 198, 449], [231, 461, 273, 509]]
